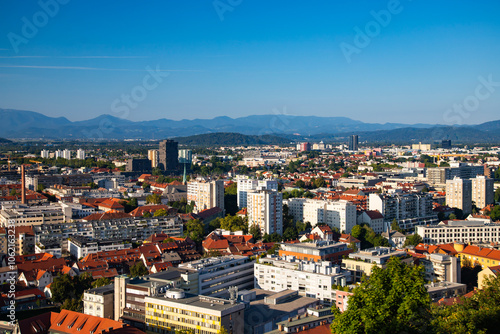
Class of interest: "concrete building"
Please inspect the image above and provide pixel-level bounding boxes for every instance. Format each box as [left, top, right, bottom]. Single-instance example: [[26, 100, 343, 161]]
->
[[411, 143, 431, 151], [420, 253, 461, 283], [0, 204, 65, 227], [368, 192, 437, 230], [158, 139, 179, 173], [76, 149, 86, 160], [62, 149, 71, 160], [68, 236, 132, 259], [285, 198, 357, 233], [254, 255, 351, 305], [126, 158, 151, 173], [341, 247, 412, 282], [381, 230, 406, 249], [178, 255, 254, 297], [446, 177, 472, 214], [478, 265, 500, 289], [427, 163, 484, 184], [348, 135, 359, 151], [41, 149, 49, 158], [357, 210, 385, 234], [426, 281, 467, 302], [247, 189, 283, 235], [416, 220, 500, 245], [145, 292, 245, 334], [83, 284, 115, 319], [278, 241, 352, 264], [148, 149, 159, 168], [471, 175, 494, 209], [187, 179, 224, 214], [236, 176, 278, 209]]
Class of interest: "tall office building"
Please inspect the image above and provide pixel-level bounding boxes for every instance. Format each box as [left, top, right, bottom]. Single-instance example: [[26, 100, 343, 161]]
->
[[158, 139, 179, 173], [236, 176, 278, 209], [187, 179, 224, 213], [446, 177, 472, 214], [247, 189, 283, 235], [471, 175, 494, 209], [147, 149, 159, 168], [348, 135, 358, 151]]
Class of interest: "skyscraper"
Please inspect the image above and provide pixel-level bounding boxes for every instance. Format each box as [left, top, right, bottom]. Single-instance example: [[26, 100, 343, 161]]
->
[[348, 135, 358, 151], [158, 139, 179, 173]]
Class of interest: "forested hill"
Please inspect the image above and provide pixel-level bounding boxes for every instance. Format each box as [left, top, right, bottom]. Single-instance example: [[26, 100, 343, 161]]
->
[[173, 132, 290, 146]]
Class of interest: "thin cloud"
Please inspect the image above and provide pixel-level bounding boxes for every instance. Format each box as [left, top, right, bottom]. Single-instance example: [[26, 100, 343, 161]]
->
[[0, 64, 203, 72]]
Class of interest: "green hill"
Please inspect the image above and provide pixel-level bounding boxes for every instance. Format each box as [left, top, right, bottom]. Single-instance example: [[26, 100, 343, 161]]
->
[[173, 132, 291, 146]]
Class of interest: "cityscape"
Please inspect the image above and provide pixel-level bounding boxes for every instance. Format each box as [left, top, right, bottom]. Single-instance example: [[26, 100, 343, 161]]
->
[[1, 1, 500, 334]]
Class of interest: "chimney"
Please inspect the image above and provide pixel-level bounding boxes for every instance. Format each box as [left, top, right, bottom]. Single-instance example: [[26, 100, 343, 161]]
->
[[21, 165, 26, 205]]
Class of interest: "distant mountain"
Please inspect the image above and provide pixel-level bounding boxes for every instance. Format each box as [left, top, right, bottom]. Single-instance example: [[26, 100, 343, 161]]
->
[[0, 138, 12, 144], [0, 108, 498, 144], [173, 133, 290, 146]]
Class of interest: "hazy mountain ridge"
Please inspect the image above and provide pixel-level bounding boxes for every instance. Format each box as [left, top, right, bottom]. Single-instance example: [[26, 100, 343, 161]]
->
[[0, 109, 499, 143]]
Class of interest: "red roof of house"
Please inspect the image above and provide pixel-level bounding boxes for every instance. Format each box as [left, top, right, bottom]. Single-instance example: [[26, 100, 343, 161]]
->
[[197, 207, 223, 219], [129, 205, 172, 217], [97, 198, 125, 210], [50, 310, 125, 334], [91, 268, 118, 279], [83, 211, 131, 221], [364, 210, 384, 220], [461, 245, 500, 261]]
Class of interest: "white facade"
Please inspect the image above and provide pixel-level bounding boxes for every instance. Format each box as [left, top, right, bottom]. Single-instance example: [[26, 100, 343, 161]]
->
[[254, 256, 351, 305], [41, 150, 49, 158], [187, 179, 224, 213], [421, 253, 460, 283], [236, 177, 278, 209], [446, 177, 472, 214], [83, 285, 115, 319], [416, 220, 500, 245], [247, 189, 283, 235], [471, 176, 494, 209], [76, 149, 86, 160], [284, 198, 356, 233], [62, 149, 71, 160]]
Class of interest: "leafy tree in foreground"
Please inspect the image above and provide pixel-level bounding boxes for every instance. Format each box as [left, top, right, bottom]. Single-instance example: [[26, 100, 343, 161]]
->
[[129, 261, 149, 277], [331, 257, 432, 334]]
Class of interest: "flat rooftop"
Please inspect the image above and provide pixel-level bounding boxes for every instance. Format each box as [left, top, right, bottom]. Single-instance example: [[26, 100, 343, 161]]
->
[[146, 293, 244, 313]]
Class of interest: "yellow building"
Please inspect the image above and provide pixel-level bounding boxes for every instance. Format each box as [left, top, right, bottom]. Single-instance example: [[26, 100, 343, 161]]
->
[[455, 244, 500, 269], [477, 265, 500, 289], [145, 290, 244, 334]]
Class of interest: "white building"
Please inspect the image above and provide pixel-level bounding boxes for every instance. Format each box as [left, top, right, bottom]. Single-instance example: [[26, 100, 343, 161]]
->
[[178, 255, 254, 297], [55, 150, 63, 159], [285, 198, 357, 233], [187, 179, 224, 213], [77, 149, 86, 160], [357, 210, 385, 234], [247, 189, 283, 235], [416, 220, 500, 245], [254, 255, 351, 305], [236, 176, 278, 209], [41, 150, 49, 158], [446, 177, 472, 214], [83, 284, 115, 319], [62, 149, 71, 160], [471, 175, 494, 209], [68, 236, 132, 259], [421, 253, 461, 283]]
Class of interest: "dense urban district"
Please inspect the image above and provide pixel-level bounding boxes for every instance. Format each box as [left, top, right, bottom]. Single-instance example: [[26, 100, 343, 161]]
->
[[0, 136, 500, 334]]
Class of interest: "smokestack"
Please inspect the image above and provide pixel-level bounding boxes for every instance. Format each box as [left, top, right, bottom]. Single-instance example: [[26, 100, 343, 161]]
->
[[21, 165, 26, 204]]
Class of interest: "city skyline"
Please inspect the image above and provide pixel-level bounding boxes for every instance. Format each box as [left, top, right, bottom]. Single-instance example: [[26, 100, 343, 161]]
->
[[0, 1, 499, 125]]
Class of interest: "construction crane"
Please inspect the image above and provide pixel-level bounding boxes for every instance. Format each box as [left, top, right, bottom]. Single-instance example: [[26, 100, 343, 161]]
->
[[30, 160, 43, 171]]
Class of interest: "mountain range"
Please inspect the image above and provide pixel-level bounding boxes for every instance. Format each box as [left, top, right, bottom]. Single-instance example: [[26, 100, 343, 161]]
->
[[1, 108, 500, 144]]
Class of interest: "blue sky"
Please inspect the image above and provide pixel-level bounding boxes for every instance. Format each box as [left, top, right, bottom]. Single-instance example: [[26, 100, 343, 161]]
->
[[0, 0, 499, 124]]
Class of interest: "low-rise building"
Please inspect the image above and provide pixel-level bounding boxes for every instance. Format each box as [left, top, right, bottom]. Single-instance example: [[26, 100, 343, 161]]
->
[[420, 253, 461, 283], [425, 281, 467, 302], [278, 241, 352, 264], [416, 220, 500, 245], [68, 236, 132, 260], [83, 284, 115, 319], [478, 265, 500, 289]]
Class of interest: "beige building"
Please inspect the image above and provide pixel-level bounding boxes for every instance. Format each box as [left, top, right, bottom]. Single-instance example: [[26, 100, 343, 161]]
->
[[247, 189, 283, 235], [0, 205, 65, 227], [148, 149, 159, 168], [420, 253, 460, 283], [477, 265, 500, 289], [83, 284, 115, 319], [471, 175, 494, 209], [412, 143, 431, 151], [446, 177, 472, 214], [187, 179, 224, 214]]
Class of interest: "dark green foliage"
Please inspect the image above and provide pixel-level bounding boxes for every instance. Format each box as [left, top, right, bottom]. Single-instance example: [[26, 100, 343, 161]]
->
[[173, 132, 289, 146], [224, 183, 238, 215], [331, 258, 432, 334], [129, 261, 149, 277], [249, 223, 262, 240], [404, 234, 423, 247], [92, 277, 111, 288], [185, 219, 205, 243], [51, 273, 93, 312]]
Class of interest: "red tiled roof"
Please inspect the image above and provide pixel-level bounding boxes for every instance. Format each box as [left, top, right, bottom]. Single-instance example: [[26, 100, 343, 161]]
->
[[83, 211, 131, 221], [129, 205, 172, 217], [461, 245, 500, 261], [364, 210, 384, 220], [50, 310, 124, 334]]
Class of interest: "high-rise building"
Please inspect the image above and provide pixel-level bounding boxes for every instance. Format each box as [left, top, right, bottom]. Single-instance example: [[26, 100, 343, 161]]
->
[[441, 140, 452, 149], [55, 150, 63, 159], [247, 189, 283, 235], [41, 149, 49, 158], [126, 158, 152, 173], [187, 179, 224, 213], [348, 135, 358, 151], [147, 149, 159, 168], [76, 149, 86, 160], [446, 177, 472, 214], [158, 139, 179, 173], [62, 149, 71, 160], [471, 175, 494, 209], [236, 176, 278, 209], [426, 162, 484, 184]]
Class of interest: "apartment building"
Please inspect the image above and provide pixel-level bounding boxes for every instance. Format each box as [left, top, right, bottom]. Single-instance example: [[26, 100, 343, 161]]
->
[[148, 149, 159, 168], [427, 162, 484, 184], [187, 179, 224, 213], [471, 175, 494, 209], [83, 284, 115, 319], [278, 241, 352, 264], [236, 176, 278, 209], [145, 292, 245, 334], [0, 204, 65, 227], [158, 139, 179, 172], [284, 198, 357, 233], [420, 253, 461, 283], [247, 189, 283, 235], [416, 220, 500, 245], [341, 247, 412, 282], [446, 177, 472, 214], [68, 236, 132, 259], [254, 255, 351, 305], [178, 255, 255, 297], [368, 192, 437, 229]]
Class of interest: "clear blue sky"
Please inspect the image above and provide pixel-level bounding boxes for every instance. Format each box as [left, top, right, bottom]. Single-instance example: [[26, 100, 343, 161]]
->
[[0, 0, 499, 125]]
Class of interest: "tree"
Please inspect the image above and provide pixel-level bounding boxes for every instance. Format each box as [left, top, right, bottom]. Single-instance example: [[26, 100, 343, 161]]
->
[[92, 277, 111, 288], [218, 326, 229, 334], [295, 180, 305, 188], [314, 177, 326, 188], [61, 298, 82, 312], [448, 213, 457, 220], [143, 211, 152, 218], [495, 187, 500, 203], [391, 219, 403, 233], [153, 208, 168, 217], [490, 205, 500, 221], [9, 188, 16, 196], [146, 193, 161, 205], [185, 219, 205, 243], [220, 215, 247, 233], [249, 223, 262, 240], [404, 234, 423, 247], [129, 261, 149, 277], [330, 257, 432, 334], [283, 226, 298, 241]]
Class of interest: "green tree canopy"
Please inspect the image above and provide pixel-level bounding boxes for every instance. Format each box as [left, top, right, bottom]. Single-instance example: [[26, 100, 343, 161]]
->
[[249, 223, 262, 240], [185, 219, 205, 243], [331, 257, 432, 334], [404, 234, 423, 247], [146, 193, 161, 205], [220, 215, 248, 233], [129, 261, 149, 277], [92, 277, 111, 288]]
